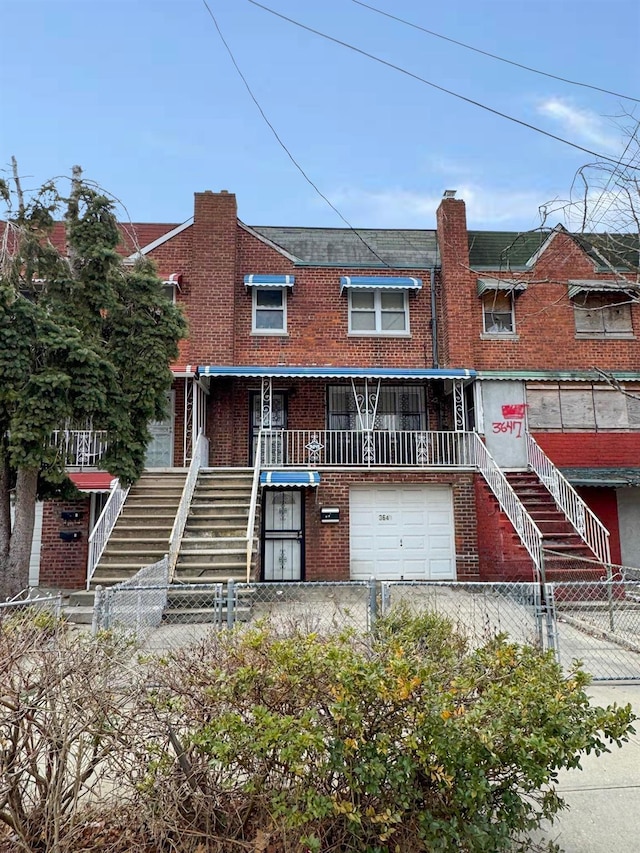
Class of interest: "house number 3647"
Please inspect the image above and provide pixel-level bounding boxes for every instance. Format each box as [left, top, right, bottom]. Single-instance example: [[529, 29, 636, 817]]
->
[[378, 514, 391, 521]]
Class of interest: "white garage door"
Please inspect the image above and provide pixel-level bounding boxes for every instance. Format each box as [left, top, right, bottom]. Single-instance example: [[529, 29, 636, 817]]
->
[[349, 486, 455, 580]]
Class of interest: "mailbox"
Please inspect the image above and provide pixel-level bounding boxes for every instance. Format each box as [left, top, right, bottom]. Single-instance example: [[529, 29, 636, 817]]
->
[[59, 530, 82, 542], [61, 510, 84, 522], [320, 507, 340, 523]]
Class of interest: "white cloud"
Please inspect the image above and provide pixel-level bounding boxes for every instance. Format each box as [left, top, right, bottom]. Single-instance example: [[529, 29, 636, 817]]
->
[[329, 184, 553, 230], [537, 98, 620, 152]]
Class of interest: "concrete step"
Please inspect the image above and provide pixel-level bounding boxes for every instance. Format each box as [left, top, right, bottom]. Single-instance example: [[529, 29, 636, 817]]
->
[[64, 605, 94, 625]]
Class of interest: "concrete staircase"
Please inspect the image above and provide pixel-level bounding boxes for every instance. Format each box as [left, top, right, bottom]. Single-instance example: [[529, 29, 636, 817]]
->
[[173, 468, 257, 584], [505, 472, 602, 579], [89, 470, 187, 587]]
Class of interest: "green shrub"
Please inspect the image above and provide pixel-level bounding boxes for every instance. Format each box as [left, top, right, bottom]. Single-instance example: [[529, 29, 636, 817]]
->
[[141, 613, 634, 852]]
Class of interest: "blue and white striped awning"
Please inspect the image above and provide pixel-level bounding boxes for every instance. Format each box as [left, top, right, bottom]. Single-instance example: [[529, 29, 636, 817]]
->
[[340, 276, 422, 293], [260, 471, 320, 487], [199, 366, 475, 380], [244, 274, 295, 288]]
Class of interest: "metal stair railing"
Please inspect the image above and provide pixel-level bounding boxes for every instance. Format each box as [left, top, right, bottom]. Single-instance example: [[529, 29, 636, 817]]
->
[[472, 433, 545, 583], [526, 433, 611, 565], [246, 431, 263, 583], [168, 432, 209, 581], [86, 480, 130, 589]]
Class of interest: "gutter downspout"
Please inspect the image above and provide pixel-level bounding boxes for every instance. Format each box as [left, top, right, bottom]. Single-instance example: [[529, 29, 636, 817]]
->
[[430, 267, 439, 368]]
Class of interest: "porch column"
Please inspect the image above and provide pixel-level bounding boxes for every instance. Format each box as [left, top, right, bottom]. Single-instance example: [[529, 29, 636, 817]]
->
[[260, 377, 273, 428], [453, 379, 467, 432]]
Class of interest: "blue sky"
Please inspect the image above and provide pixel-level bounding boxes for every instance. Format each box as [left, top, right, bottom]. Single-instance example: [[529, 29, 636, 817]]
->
[[1, 0, 638, 231]]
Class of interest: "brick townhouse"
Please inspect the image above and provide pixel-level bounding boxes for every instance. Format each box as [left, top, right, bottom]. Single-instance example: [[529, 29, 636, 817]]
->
[[35, 189, 640, 590]]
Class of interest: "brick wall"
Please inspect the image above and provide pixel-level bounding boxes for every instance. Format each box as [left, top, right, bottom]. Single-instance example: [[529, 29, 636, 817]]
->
[[533, 432, 640, 466], [437, 206, 640, 373], [39, 497, 91, 589], [300, 471, 478, 581]]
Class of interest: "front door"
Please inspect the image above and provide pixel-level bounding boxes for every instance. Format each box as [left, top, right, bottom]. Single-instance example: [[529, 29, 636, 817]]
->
[[145, 392, 175, 468], [250, 391, 287, 465], [262, 490, 303, 581]]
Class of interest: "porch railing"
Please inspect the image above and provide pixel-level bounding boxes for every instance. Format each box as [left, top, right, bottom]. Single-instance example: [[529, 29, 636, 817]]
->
[[51, 429, 108, 468], [87, 480, 130, 589], [168, 432, 209, 581], [473, 434, 545, 583], [246, 430, 263, 583], [259, 429, 477, 468], [526, 434, 611, 565]]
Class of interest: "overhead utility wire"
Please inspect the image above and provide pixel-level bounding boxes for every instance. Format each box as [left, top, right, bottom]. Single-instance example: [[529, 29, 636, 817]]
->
[[247, 0, 640, 172], [352, 0, 640, 104], [200, 0, 392, 268]]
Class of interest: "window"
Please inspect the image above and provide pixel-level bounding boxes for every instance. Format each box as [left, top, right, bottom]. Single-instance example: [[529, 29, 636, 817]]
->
[[482, 291, 515, 335], [327, 385, 426, 430], [348, 290, 408, 335], [573, 293, 633, 337], [252, 287, 287, 334], [527, 382, 640, 431], [162, 282, 177, 303]]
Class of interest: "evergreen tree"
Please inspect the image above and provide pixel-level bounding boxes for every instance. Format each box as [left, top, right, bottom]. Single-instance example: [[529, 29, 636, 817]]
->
[[0, 164, 187, 598]]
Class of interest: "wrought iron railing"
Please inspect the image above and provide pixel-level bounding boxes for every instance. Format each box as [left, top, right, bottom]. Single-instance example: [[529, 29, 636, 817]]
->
[[526, 434, 611, 565], [87, 480, 130, 588], [50, 429, 108, 468], [259, 429, 477, 468], [246, 430, 263, 583], [473, 434, 545, 583], [168, 432, 209, 581]]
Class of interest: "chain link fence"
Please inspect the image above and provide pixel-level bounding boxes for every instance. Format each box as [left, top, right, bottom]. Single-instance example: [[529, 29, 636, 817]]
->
[[0, 588, 63, 618], [233, 581, 374, 635], [87, 561, 640, 680], [93, 556, 169, 641], [380, 581, 545, 648], [546, 579, 640, 681]]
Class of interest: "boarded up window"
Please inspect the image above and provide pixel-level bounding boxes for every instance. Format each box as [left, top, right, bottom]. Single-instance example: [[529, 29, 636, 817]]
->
[[527, 382, 640, 430], [594, 389, 629, 428], [527, 387, 561, 428], [559, 388, 595, 428], [574, 293, 633, 336]]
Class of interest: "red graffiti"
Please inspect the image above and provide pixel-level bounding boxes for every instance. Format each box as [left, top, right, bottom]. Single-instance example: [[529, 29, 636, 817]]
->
[[501, 403, 527, 420], [492, 420, 523, 438]]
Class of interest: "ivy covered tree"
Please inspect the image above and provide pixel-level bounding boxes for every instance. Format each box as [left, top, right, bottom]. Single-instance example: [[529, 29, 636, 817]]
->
[[0, 162, 187, 598]]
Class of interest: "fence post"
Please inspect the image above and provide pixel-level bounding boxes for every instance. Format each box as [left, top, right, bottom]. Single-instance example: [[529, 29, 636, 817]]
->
[[605, 563, 615, 633], [380, 582, 390, 617], [91, 585, 103, 636], [544, 583, 558, 656], [368, 577, 378, 631], [226, 579, 236, 629]]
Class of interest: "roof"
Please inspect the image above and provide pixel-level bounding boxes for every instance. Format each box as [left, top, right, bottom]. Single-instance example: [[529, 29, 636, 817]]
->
[[561, 468, 640, 487], [468, 227, 639, 271], [468, 230, 551, 269], [0, 221, 179, 258], [249, 226, 439, 268]]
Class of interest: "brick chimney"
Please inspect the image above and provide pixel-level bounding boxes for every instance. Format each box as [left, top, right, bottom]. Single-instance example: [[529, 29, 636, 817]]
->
[[189, 190, 238, 364], [436, 191, 476, 367]]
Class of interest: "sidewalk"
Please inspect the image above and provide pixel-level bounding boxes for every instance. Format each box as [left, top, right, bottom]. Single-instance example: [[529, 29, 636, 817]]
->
[[534, 683, 640, 852]]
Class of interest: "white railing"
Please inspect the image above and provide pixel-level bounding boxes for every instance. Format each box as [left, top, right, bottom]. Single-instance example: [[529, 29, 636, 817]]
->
[[526, 434, 611, 565], [51, 429, 108, 468], [246, 430, 263, 583], [168, 432, 209, 580], [473, 434, 545, 583], [259, 429, 477, 468], [87, 480, 130, 588]]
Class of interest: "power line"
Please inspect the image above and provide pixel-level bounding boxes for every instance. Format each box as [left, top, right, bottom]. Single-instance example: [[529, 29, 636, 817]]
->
[[352, 0, 640, 105], [199, 0, 393, 268], [246, 0, 640, 173]]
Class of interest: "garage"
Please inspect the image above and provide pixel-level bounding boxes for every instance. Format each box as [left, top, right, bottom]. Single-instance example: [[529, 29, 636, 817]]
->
[[349, 485, 456, 580]]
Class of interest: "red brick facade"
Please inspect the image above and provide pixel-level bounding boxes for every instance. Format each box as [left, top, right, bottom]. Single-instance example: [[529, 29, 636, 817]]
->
[[39, 498, 91, 589], [36, 189, 640, 587]]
